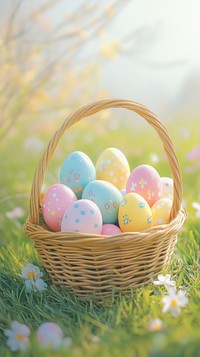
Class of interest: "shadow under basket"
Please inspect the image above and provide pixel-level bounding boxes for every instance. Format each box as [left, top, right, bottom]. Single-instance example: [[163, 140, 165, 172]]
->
[[24, 98, 187, 303]]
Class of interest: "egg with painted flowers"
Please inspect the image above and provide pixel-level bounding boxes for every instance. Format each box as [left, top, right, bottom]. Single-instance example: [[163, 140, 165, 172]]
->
[[118, 192, 152, 232], [95, 147, 130, 190], [82, 180, 123, 224], [161, 177, 173, 198], [61, 199, 102, 234], [151, 197, 173, 226], [60, 151, 96, 199], [126, 164, 162, 207], [42, 183, 77, 232]]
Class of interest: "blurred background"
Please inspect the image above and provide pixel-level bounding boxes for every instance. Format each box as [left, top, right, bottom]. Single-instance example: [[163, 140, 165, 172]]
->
[[0, 0, 200, 226]]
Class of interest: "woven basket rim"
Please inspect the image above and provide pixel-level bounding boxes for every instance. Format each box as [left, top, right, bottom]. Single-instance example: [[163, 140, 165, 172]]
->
[[24, 205, 187, 246]]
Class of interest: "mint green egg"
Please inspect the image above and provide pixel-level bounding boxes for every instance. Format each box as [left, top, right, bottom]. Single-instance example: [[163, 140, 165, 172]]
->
[[60, 151, 96, 199], [82, 180, 123, 224]]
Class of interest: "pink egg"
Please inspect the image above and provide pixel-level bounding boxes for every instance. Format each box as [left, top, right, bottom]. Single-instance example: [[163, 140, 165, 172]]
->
[[61, 199, 102, 234], [101, 224, 121, 235], [42, 184, 77, 232], [126, 164, 162, 207], [37, 322, 63, 349]]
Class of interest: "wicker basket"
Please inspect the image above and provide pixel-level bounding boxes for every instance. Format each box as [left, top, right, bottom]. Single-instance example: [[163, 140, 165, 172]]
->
[[24, 98, 187, 302]]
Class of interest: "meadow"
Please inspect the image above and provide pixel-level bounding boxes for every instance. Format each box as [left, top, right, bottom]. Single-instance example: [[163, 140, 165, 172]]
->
[[0, 1, 200, 355], [0, 109, 200, 356]]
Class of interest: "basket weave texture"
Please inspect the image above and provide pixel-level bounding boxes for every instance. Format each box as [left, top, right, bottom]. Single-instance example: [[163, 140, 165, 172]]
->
[[24, 98, 187, 302]]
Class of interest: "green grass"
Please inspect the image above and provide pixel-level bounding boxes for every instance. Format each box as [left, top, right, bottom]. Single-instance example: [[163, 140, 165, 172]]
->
[[0, 113, 200, 356]]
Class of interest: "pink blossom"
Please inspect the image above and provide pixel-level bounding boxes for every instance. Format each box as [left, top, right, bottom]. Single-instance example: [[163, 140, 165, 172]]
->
[[186, 146, 200, 162], [6, 207, 24, 218]]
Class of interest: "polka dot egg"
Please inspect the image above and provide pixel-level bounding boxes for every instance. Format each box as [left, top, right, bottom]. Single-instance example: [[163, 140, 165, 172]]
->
[[95, 147, 130, 190], [118, 192, 152, 232], [82, 180, 123, 224], [60, 151, 96, 199], [42, 184, 77, 232], [61, 199, 102, 234], [151, 197, 173, 226], [126, 164, 162, 207], [36, 322, 63, 350]]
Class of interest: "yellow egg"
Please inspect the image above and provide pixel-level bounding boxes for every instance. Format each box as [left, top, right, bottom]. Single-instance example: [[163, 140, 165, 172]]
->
[[118, 193, 152, 232], [151, 198, 173, 226], [95, 147, 130, 190]]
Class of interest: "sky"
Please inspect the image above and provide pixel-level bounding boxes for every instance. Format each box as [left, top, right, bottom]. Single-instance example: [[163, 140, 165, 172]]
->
[[99, 0, 200, 117], [3, 0, 199, 118]]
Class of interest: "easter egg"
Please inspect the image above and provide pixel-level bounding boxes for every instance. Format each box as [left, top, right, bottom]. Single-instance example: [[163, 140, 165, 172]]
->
[[161, 177, 173, 198], [126, 164, 162, 207], [42, 184, 77, 232], [37, 322, 63, 350], [151, 197, 173, 226], [95, 147, 130, 190], [61, 199, 102, 234], [118, 193, 152, 232], [82, 180, 123, 224], [101, 224, 121, 235], [60, 151, 96, 199]]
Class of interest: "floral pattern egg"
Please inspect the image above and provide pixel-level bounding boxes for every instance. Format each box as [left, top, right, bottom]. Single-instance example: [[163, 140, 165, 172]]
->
[[151, 197, 173, 226], [118, 192, 152, 232], [95, 147, 130, 190], [126, 164, 162, 207], [82, 180, 123, 224], [161, 177, 174, 198], [60, 151, 96, 199]]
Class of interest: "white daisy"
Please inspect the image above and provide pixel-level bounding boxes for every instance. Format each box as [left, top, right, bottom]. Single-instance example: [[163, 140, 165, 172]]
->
[[21, 263, 43, 281], [25, 278, 47, 293], [192, 202, 200, 218], [148, 318, 164, 332], [153, 274, 176, 290], [162, 287, 188, 317], [21, 264, 47, 293], [4, 321, 31, 352]]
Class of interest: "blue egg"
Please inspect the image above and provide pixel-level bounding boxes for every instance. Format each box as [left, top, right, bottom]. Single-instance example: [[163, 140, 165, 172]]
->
[[60, 151, 96, 199], [82, 180, 123, 224]]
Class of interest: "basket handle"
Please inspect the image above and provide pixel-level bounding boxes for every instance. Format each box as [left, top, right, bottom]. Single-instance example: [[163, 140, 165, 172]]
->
[[29, 98, 183, 225]]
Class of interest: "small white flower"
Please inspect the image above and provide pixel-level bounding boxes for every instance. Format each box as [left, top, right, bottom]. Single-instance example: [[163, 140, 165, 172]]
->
[[25, 278, 47, 293], [162, 288, 188, 317], [6, 207, 24, 219], [4, 321, 31, 352], [192, 202, 200, 218], [150, 153, 159, 164], [21, 264, 47, 293], [21, 263, 43, 280], [148, 318, 164, 332], [153, 274, 176, 290]]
